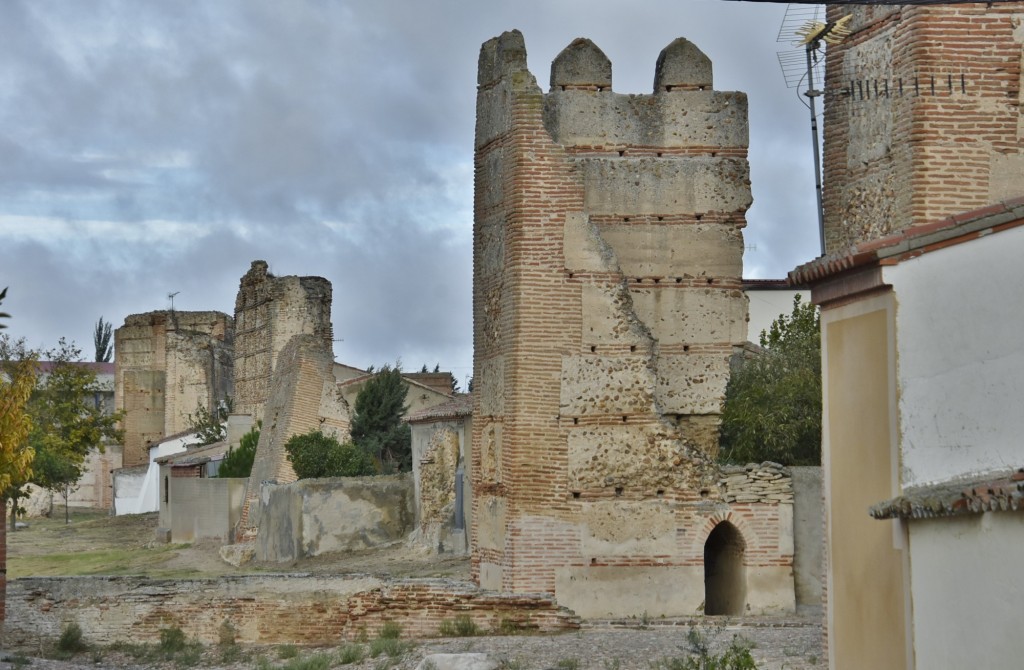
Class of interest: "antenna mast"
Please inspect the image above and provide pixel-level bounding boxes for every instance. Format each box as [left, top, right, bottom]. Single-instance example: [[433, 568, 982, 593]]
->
[[777, 5, 851, 257]]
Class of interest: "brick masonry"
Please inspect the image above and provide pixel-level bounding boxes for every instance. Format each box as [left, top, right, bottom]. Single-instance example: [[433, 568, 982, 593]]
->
[[822, 3, 1024, 252], [233, 260, 333, 423], [471, 32, 792, 617], [114, 311, 234, 467], [5, 575, 578, 645]]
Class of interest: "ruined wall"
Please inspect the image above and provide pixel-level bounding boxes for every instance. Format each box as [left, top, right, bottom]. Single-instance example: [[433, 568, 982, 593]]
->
[[822, 3, 1024, 252], [115, 311, 233, 466], [233, 260, 333, 422], [472, 32, 788, 617], [237, 334, 351, 536], [256, 475, 413, 562], [5, 575, 578, 645]]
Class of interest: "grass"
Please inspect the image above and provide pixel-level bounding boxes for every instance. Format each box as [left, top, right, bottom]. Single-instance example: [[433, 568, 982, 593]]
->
[[5, 508, 198, 578], [438, 614, 480, 637]]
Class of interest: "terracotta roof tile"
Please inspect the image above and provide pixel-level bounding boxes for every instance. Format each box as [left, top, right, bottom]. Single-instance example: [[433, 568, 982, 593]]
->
[[406, 394, 473, 423], [870, 468, 1024, 520], [790, 197, 1024, 286]]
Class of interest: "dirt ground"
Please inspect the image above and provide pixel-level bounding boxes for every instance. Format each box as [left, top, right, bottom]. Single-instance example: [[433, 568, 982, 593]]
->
[[7, 508, 469, 580], [4, 508, 822, 669]]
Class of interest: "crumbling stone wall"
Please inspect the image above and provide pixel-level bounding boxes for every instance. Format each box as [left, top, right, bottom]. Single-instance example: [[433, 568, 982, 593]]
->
[[822, 3, 1024, 252], [5, 575, 578, 645], [115, 311, 234, 466], [233, 260, 333, 422], [472, 32, 792, 617], [256, 475, 413, 562], [237, 334, 351, 537]]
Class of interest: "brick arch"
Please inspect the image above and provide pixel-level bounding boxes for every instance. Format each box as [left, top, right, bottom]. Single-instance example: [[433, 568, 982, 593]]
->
[[699, 511, 751, 552], [703, 518, 747, 616]]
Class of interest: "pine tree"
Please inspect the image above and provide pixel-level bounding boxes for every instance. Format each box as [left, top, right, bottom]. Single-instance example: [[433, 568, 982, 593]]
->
[[350, 364, 411, 472]]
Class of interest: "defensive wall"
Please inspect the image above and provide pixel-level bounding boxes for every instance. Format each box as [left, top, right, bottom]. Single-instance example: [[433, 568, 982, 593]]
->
[[5, 575, 578, 646], [114, 311, 234, 467], [471, 31, 793, 618]]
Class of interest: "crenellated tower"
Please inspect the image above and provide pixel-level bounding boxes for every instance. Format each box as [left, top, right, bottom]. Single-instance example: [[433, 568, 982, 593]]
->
[[471, 31, 791, 617]]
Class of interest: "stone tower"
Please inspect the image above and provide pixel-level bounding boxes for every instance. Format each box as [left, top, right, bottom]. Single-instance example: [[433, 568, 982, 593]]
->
[[822, 3, 1024, 252], [233, 260, 334, 421], [471, 32, 791, 618], [114, 311, 234, 466]]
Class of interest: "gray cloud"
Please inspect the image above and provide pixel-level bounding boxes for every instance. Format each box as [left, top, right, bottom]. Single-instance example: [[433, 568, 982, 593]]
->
[[0, 0, 816, 376]]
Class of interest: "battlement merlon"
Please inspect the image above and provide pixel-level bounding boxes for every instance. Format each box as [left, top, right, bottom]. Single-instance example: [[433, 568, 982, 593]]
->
[[477, 32, 749, 155]]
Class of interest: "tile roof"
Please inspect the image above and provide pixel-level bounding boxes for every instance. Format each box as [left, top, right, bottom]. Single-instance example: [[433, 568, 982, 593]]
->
[[870, 468, 1024, 520], [406, 393, 473, 423], [790, 196, 1024, 286]]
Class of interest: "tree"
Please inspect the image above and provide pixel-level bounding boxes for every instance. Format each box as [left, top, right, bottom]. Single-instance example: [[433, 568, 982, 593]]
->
[[0, 338, 37, 503], [217, 423, 260, 478], [719, 295, 821, 466], [350, 364, 411, 472], [284, 430, 375, 479], [93, 317, 113, 363], [25, 338, 123, 523], [185, 397, 233, 447], [0, 287, 10, 330]]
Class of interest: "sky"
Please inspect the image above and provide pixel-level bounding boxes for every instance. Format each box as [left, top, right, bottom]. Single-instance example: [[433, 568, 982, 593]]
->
[[0, 0, 823, 389]]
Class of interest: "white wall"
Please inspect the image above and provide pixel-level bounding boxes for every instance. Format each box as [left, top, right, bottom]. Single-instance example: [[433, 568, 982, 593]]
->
[[910, 513, 1024, 667], [113, 433, 194, 515], [884, 226, 1024, 486], [745, 289, 810, 344]]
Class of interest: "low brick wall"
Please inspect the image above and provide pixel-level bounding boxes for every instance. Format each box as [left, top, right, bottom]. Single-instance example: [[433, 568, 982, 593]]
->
[[5, 575, 579, 646]]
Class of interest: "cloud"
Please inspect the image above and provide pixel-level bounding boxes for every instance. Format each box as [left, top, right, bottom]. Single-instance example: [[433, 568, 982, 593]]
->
[[0, 0, 815, 376]]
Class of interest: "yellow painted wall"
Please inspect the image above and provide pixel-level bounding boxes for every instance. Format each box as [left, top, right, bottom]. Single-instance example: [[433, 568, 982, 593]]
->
[[822, 295, 911, 670]]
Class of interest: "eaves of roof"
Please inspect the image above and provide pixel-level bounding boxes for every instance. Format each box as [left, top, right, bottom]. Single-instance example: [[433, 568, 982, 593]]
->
[[790, 197, 1024, 288], [870, 468, 1024, 521]]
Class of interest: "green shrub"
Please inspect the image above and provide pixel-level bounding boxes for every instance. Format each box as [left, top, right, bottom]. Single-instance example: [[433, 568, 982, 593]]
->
[[285, 430, 376, 479], [338, 643, 365, 664], [159, 627, 188, 654], [218, 423, 260, 478], [57, 622, 88, 653], [378, 621, 402, 640]]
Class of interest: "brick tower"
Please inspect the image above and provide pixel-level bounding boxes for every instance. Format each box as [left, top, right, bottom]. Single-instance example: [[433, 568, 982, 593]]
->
[[233, 260, 333, 422], [471, 32, 792, 617], [822, 3, 1024, 252]]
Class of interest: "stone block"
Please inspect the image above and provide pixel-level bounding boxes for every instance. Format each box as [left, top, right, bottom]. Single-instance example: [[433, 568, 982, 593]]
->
[[629, 287, 747, 345], [567, 425, 689, 491], [580, 157, 752, 215], [653, 352, 731, 415], [560, 355, 655, 416], [654, 37, 713, 91], [597, 222, 743, 283], [581, 500, 677, 556], [555, 565, 705, 618]]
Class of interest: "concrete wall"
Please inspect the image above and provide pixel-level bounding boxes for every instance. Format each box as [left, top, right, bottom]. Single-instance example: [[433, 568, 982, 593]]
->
[[822, 4, 1024, 252], [158, 473, 247, 543], [883, 225, 1024, 487], [790, 466, 823, 610], [256, 475, 413, 562], [5, 575, 578, 645]]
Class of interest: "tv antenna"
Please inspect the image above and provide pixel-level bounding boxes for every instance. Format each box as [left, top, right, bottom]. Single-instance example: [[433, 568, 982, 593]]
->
[[777, 5, 851, 257], [168, 291, 180, 311]]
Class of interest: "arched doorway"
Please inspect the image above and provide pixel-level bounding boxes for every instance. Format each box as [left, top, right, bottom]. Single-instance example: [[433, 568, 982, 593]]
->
[[704, 521, 746, 615]]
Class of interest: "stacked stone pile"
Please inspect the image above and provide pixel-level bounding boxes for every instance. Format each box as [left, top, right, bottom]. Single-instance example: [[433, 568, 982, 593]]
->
[[719, 462, 793, 504]]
